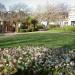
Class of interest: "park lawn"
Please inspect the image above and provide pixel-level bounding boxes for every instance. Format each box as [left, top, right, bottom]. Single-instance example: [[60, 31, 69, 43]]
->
[[0, 32, 75, 49]]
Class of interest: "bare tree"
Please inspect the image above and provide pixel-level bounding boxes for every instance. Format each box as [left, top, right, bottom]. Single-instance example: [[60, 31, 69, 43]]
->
[[35, 2, 68, 26], [9, 3, 30, 12]]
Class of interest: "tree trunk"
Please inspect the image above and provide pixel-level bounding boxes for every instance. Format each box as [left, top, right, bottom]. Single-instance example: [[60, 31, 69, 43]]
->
[[34, 24, 35, 30], [15, 25, 18, 32], [15, 23, 18, 33]]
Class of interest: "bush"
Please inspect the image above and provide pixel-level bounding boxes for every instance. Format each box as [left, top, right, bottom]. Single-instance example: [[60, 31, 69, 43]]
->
[[19, 29, 26, 32], [27, 28, 33, 32], [47, 25, 60, 29], [37, 24, 47, 31], [0, 46, 75, 75], [19, 28, 36, 32], [63, 26, 75, 32], [37, 24, 44, 29], [49, 26, 75, 32]]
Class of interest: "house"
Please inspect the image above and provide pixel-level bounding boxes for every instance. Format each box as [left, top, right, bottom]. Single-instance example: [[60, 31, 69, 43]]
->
[[62, 6, 75, 26], [41, 6, 75, 27], [68, 6, 75, 25]]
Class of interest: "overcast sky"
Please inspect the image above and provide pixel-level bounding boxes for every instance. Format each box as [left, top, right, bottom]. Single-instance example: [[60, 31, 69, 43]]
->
[[0, 0, 74, 10]]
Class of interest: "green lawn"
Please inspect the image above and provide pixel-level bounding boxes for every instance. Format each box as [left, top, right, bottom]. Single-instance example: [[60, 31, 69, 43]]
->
[[0, 32, 75, 50]]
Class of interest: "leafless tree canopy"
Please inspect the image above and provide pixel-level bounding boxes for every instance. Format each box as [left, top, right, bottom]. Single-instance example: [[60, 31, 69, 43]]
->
[[34, 3, 68, 25], [0, 2, 68, 25]]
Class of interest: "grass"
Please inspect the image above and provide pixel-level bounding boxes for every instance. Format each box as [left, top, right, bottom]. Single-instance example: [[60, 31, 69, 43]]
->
[[48, 26, 75, 32], [0, 31, 75, 50]]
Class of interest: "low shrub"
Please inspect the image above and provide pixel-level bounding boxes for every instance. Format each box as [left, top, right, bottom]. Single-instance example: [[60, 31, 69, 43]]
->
[[19, 28, 37, 32], [49, 26, 75, 32], [19, 24, 47, 32], [47, 25, 60, 29], [0, 46, 75, 75], [37, 24, 47, 31], [19, 29, 26, 32], [63, 26, 75, 32], [37, 24, 45, 29], [27, 28, 34, 32]]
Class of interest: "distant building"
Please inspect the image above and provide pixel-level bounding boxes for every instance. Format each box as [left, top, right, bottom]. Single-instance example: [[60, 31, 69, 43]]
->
[[68, 6, 75, 25], [41, 6, 75, 27], [62, 6, 75, 26]]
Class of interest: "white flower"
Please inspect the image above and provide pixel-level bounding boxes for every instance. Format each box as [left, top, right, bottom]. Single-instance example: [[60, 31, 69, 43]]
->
[[70, 61, 75, 66], [63, 63, 66, 66], [0, 64, 4, 67], [13, 59, 17, 63], [5, 50, 9, 53], [6, 64, 9, 66], [19, 57, 22, 60], [18, 60, 21, 64], [23, 52, 26, 55], [59, 63, 62, 67], [55, 65, 58, 69], [9, 62, 13, 67]]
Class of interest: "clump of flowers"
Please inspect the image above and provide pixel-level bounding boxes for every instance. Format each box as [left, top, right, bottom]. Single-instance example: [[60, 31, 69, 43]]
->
[[0, 46, 75, 75]]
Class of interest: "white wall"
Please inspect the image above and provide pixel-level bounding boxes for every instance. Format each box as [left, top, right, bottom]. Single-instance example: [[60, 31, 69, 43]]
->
[[68, 7, 75, 25]]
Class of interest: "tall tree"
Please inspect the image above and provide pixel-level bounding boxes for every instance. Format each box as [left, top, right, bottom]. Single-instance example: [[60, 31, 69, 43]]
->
[[9, 3, 30, 32]]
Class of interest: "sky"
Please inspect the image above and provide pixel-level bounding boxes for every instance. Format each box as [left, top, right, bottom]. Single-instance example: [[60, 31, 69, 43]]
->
[[0, 0, 75, 11]]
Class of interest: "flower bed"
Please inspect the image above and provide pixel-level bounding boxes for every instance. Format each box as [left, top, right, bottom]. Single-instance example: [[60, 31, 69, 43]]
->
[[0, 46, 75, 75]]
